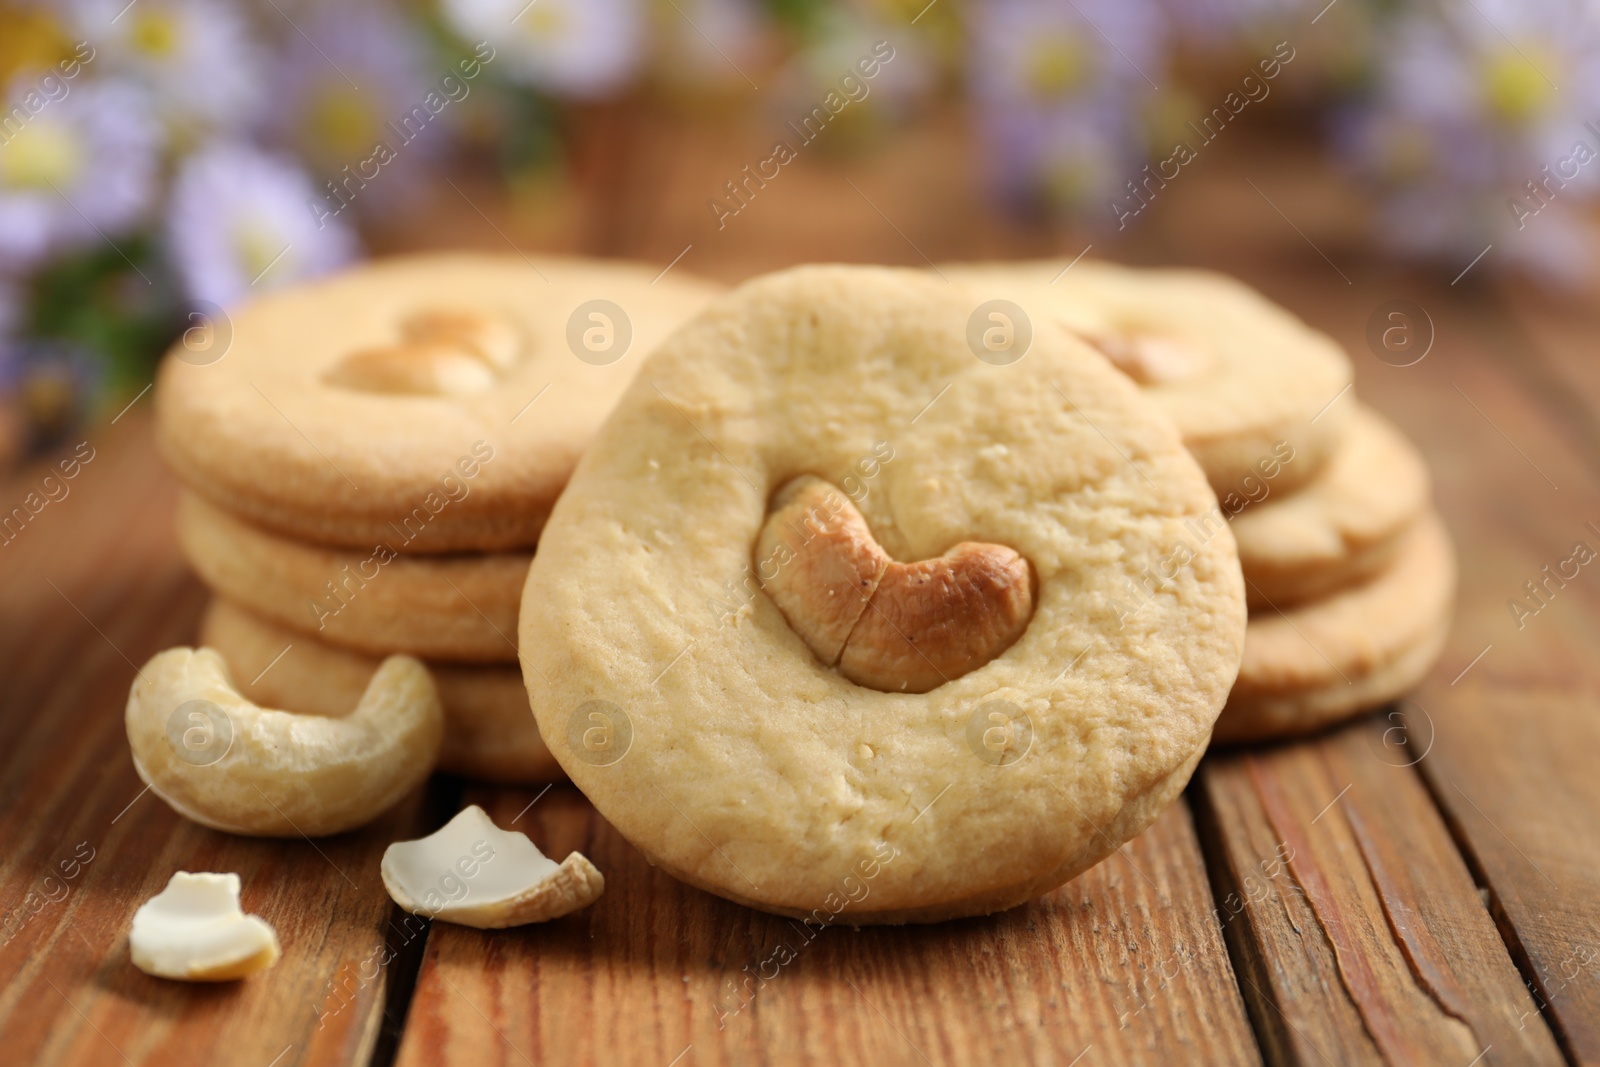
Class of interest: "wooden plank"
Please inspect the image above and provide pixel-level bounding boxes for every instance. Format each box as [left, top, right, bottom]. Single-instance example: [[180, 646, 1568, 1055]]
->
[[0, 415, 439, 1067], [1499, 277, 1600, 471], [1266, 270, 1600, 1066], [1414, 682, 1600, 1065], [1101, 133, 1600, 1065], [1195, 718, 1564, 1066], [395, 788, 1260, 1067]]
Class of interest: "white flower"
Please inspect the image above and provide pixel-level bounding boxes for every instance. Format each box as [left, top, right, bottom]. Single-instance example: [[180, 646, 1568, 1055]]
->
[[166, 143, 359, 308], [968, 0, 1166, 218], [442, 0, 646, 98], [0, 77, 160, 269], [970, 0, 1166, 108], [70, 0, 263, 133]]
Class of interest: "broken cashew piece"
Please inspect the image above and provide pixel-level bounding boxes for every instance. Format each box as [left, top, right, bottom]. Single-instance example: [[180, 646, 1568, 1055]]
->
[[130, 872, 280, 981], [756, 476, 1036, 693], [382, 805, 604, 928], [126, 647, 443, 837]]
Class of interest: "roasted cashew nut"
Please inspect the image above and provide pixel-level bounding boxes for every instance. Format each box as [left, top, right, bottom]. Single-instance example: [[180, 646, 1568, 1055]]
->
[[756, 476, 1036, 693], [322, 308, 520, 396], [126, 647, 444, 837], [1084, 330, 1212, 386]]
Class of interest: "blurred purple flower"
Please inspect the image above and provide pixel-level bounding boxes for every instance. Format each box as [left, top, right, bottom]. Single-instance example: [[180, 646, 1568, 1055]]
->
[[70, 0, 264, 135], [442, 0, 646, 99], [267, 3, 443, 201], [1354, 0, 1600, 277], [166, 143, 358, 308], [0, 77, 161, 269], [968, 0, 1167, 218]]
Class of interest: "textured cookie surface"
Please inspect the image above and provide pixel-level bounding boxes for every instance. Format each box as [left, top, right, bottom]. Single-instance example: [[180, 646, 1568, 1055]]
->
[[941, 260, 1352, 495], [178, 492, 526, 663], [1217, 511, 1454, 742], [201, 599, 558, 784], [520, 265, 1246, 922], [1233, 404, 1430, 608], [156, 254, 721, 552]]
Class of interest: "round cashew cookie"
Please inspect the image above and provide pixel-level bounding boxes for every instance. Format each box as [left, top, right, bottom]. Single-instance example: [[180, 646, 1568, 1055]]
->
[[1216, 511, 1454, 743], [941, 260, 1353, 496], [156, 253, 722, 553], [1233, 404, 1430, 609], [178, 492, 526, 663], [520, 265, 1247, 923], [201, 599, 559, 784]]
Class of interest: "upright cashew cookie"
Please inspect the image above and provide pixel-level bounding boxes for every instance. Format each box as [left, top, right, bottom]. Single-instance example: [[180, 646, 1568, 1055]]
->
[[156, 254, 721, 553], [520, 266, 1246, 923], [941, 260, 1353, 495]]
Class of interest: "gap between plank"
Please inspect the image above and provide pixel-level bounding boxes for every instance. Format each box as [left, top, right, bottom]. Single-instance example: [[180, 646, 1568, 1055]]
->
[[367, 774, 466, 1067]]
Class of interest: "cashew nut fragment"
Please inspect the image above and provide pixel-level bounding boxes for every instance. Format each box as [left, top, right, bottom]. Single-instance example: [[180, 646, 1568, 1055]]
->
[[126, 647, 444, 837], [756, 476, 1036, 693], [129, 872, 280, 981], [381, 805, 604, 928]]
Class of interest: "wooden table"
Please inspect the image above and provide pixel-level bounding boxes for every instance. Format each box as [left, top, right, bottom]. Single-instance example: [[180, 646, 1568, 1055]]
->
[[3, 112, 1598, 1066]]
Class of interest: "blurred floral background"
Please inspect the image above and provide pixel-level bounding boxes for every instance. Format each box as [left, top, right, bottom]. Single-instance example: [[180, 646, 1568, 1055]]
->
[[1, 0, 1595, 465]]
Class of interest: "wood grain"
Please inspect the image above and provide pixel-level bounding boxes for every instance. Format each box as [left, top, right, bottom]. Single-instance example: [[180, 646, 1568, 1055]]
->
[[4, 109, 1600, 1067], [0, 415, 439, 1067], [1195, 719, 1563, 1067], [1260, 265, 1600, 1066], [395, 789, 1261, 1067]]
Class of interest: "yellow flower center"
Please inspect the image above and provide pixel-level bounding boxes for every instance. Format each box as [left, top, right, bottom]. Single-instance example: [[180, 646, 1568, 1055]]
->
[[520, 2, 569, 39], [1482, 47, 1557, 125], [0, 121, 83, 190], [307, 86, 380, 158], [232, 221, 289, 285], [130, 9, 183, 58], [1025, 35, 1092, 99]]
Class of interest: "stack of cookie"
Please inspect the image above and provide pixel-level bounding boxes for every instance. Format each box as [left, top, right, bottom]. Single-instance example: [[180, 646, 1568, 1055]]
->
[[944, 260, 1455, 742], [154, 254, 721, 782]]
